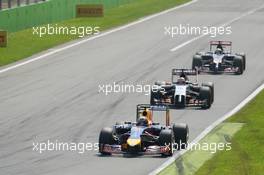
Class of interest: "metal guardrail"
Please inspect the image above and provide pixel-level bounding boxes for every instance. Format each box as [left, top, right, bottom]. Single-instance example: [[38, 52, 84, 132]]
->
[[0, 0, 46, 10]]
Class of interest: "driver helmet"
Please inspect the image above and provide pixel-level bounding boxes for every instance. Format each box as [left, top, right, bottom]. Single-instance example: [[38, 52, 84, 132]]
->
[[137, 117, 149, 126], [177, 77, 185, 84], [180, 73, 188, 81], [165, 81, 171, 85], [142, 110, 150, 117], [215, 48, 223, 55]]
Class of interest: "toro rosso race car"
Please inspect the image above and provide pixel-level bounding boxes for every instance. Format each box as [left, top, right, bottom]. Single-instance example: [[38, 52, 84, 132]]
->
[[192, 41, 246, 74], [98, 104, 189, 156], [150, 69, 214, 109]]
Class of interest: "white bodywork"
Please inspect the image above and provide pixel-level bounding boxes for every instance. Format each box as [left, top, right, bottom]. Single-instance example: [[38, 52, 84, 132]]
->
[[175, 85, 187, 102], [212, 54, 225, 68]]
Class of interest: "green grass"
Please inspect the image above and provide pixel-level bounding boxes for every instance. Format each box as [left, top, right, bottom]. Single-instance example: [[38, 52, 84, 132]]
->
[[0, 0, 190, 66], [195, 89, 264, 175]]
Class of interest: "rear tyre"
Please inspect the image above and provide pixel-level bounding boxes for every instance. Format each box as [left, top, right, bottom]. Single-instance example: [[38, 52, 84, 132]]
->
[[192, 55, 202, 70], [159, 129, 174, 156], [202, 82, 214, 103], [173, 123, 189, 150], [199, 86, 212, 109], [99, 127, 115, 155], [150, 90, 157, 105]]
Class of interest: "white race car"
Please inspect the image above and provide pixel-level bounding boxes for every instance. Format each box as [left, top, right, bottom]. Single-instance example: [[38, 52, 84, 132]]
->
[[192, 41, 246, 75]]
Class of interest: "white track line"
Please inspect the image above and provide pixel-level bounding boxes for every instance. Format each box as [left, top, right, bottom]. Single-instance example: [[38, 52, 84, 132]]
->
[[0, 0, 199, 74], [170, 4, 264, 52]]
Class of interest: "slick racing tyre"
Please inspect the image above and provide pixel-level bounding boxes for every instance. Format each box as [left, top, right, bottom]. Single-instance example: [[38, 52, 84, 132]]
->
[[173, 123, 189, 150], [234, 56, 244, 75], [159, 129, 174, 156], [99, 127, 115, 155], [199, 86, 212, 109], [202, 82, 214, 103], [192, 55, 202, 70], [150, 90, 156, 105], [236, 53, 246, 70], [242, 55, 246, 70]]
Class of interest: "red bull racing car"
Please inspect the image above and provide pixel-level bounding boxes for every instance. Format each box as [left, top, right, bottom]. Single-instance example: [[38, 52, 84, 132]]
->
[[98, 104, 189, 156]]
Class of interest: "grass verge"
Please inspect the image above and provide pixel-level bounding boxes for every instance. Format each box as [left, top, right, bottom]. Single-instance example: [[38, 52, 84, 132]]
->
[[195, 89, 264, 175], [0, 0, 190, 67]]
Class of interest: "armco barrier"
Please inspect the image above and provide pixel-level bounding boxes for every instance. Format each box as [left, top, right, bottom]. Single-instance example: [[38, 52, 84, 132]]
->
[[0, 0, 134, 32]]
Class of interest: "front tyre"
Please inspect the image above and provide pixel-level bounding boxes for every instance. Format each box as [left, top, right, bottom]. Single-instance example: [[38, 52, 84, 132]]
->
[[99, 127, 115, 155], [241, 54, 246, 70], [199, 86, 212, 109], [159, 129, 174, 156], [173, 123, 189, 150], [202, 82, 214, 103], [234, 56, 244, 75], [237, 53, 246, 70]]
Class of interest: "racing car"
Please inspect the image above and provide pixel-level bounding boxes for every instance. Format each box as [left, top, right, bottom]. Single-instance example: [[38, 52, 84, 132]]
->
[[150, 69, 214, 109], [192, 41, 246, 74], [98, 104, 189, 156]]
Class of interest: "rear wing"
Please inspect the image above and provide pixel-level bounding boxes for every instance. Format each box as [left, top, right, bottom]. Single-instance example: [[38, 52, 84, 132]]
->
[[210, 41, 232, 52], [136, 104, 170, 126], [171, 69, 198, 83], [210, 41, 232, 46], [172, 69, 197, 76], [136, 104, 169, 113]]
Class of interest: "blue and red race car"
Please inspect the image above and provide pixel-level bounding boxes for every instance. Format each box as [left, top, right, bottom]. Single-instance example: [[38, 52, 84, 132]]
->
[[98, 104, 189, 156]]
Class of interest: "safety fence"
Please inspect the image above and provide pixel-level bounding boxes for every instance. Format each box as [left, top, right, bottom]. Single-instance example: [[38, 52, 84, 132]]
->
[[0, 0, 46, 10], [0, 0, 134, 32]]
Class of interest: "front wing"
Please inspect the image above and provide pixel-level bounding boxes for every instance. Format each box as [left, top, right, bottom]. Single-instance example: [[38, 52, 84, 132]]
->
[[101, 144, 171, 155], [153, 98, 207, 108], [197, 64, 239, 74]]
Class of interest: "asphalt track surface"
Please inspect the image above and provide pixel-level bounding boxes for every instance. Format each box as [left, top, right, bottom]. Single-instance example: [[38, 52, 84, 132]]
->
[[1, 0, 264, 175]]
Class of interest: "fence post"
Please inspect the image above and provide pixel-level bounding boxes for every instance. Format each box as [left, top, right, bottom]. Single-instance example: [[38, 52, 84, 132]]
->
[[26, 0, 29, 5], [0, 0, 2, 10], [17, 0, 20, 7]]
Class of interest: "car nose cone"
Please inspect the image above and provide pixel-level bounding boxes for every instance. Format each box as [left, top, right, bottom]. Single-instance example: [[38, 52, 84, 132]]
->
[[127, 138, 141, 147]]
